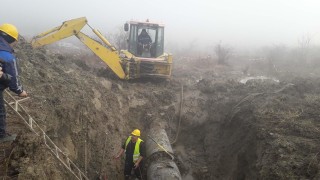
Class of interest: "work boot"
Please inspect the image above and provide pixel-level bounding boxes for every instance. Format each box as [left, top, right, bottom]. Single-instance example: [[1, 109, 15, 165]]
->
[[0, 133, 17, 143]]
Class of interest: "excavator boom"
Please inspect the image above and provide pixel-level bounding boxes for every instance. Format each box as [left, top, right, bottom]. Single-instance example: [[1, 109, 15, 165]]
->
[[31, 17, 126, 79], [32, 17, 87, 48]]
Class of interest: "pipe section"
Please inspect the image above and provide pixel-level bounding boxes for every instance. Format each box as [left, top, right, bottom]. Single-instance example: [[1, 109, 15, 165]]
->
[[146, 128, 181, 180]]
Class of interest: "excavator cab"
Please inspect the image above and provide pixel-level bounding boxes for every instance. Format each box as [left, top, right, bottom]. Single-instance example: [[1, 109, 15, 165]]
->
[[125, 21, 164, 58]]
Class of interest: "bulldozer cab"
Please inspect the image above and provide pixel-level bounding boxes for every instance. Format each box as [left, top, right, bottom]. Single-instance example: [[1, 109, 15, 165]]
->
[[125, 21, 164, 58]]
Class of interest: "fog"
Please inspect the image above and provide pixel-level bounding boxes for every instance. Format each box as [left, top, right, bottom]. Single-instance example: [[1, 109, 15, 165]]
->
[[1, 0, 320, 49]]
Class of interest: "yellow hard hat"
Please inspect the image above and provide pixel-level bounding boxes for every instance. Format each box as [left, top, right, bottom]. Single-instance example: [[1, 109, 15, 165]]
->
[[131, 129, 141, 137], [0, 23, 19, 41]]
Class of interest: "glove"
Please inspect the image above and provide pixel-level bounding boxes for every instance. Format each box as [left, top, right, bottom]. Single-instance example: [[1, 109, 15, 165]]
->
[[0, 73, 12, 86]]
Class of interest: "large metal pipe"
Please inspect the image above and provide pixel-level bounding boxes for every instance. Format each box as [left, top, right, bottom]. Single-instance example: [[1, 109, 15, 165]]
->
[[146, 128, 181, 180]]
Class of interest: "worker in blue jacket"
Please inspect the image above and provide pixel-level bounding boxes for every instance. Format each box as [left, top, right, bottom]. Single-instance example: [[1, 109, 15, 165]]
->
[[0, 23, 27, 143]]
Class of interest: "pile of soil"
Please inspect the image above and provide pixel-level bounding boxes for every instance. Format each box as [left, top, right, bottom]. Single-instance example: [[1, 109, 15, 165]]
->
[[1, 39, 320, 180]]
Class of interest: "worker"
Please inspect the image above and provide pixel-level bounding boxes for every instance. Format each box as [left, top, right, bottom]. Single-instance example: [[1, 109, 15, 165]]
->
[[137, 29, 152, 56], [115, 129, 145, 180], [0, 23, 27, 143], [138, 29, 152, 45]]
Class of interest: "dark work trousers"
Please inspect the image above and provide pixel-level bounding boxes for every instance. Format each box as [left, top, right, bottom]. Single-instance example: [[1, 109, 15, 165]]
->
[[124, 160, 141, 180], [0, 90, 6, 138]]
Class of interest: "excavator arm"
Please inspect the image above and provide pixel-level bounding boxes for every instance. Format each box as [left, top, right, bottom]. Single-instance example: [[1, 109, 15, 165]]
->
[[31, 17, 126, 79], [76, 32, 125, 79]]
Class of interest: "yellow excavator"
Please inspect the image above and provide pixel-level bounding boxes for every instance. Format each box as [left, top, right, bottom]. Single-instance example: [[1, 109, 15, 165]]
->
[[31, 17, 172, 79]]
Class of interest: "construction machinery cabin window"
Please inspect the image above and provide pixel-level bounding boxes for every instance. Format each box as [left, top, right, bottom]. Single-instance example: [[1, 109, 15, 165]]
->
[[128, 25, 164, 58]]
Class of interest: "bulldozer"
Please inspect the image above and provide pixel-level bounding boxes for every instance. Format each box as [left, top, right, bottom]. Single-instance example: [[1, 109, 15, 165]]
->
[[31, 17, 172, 79]]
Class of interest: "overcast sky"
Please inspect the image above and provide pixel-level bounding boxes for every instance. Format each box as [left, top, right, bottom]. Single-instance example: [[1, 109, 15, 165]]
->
[[1, 0, 320, 48]]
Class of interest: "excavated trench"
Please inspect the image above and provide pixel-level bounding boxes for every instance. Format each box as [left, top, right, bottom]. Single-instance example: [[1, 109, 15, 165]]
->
[[2, 39, 320, 180]]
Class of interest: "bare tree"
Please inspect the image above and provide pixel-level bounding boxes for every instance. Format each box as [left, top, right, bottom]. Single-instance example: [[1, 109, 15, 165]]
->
[[214, 42, 231, 64], [298, 34, 312, 63], [106, 26, 128, 51]]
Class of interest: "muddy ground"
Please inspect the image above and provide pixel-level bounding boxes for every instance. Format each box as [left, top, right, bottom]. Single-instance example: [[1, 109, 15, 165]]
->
[[1, 39, 320, 180]]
